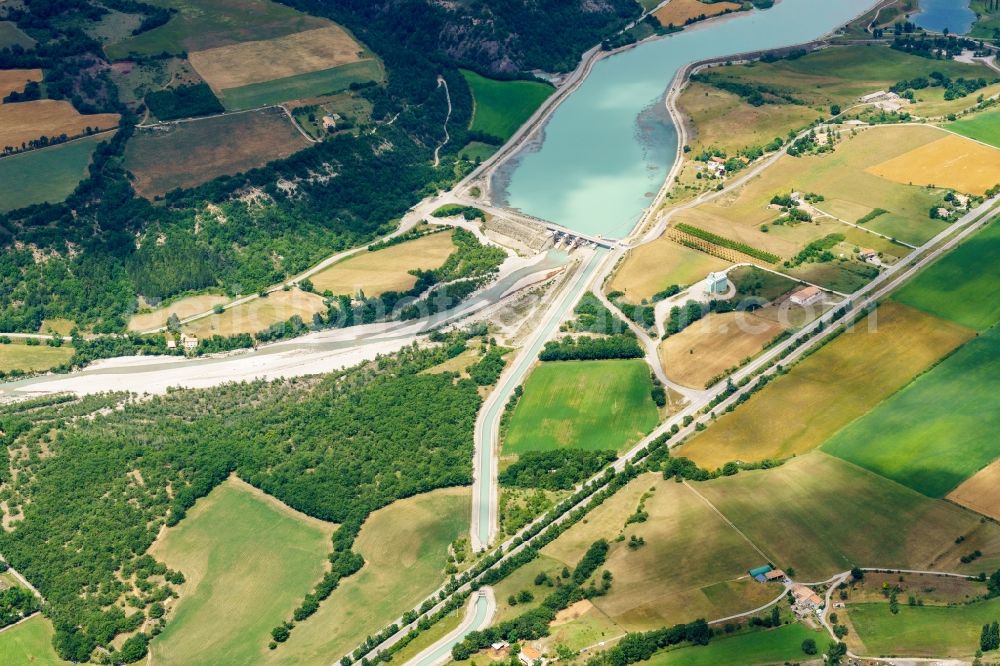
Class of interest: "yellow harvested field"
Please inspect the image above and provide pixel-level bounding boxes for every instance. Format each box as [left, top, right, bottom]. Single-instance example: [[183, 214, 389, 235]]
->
[[679, 302, 973, 470], [654, 0, 741, 28], [948, 459, 1000, 522], [0, 68, 41, 96], [189, 25, 366, 92], [0, 99, 118, 149], [659, 312, 785, 389], [866, 133, 1000, 196], [183, 288, 326, 338], [610, 236, 731, 302], [128, 294, 230, 332], [311, 231, 457, 297]]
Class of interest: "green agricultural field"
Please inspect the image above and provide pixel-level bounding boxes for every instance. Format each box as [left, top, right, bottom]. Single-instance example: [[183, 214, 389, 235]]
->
[[461, 69, 553, 141], [894, 219, 1000, 331], [503, 360, 659, 455], [0, 614, 65, 666], [262, 487, 469, 665], [847, 597, 1000, 658], [823, 325, 1000, 498], [680, 302, 972, 470], [219, 60, 384, 111], [0, 341, 74, 374], [695, 453, 997, 580], [149, 478, 336, 666], [970, 0, 1000, 39], [947, 110, 1000, 149], [0, 136, 104, 213], [105, 0, 328, 57], [0, 21, 35, 49], [645, 624, 823, 666]]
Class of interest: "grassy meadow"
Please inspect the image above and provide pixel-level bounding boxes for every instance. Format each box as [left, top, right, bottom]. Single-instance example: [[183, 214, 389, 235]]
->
[[679, 302, 972, 470], [129, 293, 230, 332], [823, 325, 1000, 498], [695, 453, 997, 580], [0, 340, 74, 374], [105, 0, 328, 57], [947, 109, 1000, 149], [847, 597, 1000, 658], [183, 287, 326, 339], [0, 135, 104, 212], [0, 22, 34, 49], [0, 614, 65, 666], [262, 487, 469, 665], [644, 624, 822, 666], [503, 360, 659, 455], [894, 219, 1000, 331], [311, 230, 457, 297], [149, 478, 336, 666], [124, 108, 310, 197], [540, 474, 777, 630], [461, 70, 553, 141]]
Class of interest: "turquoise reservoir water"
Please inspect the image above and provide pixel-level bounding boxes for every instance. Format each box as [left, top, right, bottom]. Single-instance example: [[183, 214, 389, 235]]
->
[[911, 0, 975, 34], [496, 0, 878, 239]]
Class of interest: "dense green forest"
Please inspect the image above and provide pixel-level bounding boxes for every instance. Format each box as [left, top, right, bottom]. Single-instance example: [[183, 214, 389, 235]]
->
[[0, 332, 483, 662]]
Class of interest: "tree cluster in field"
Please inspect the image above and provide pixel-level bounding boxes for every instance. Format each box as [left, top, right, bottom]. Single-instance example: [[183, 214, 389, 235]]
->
[[468, 344, 511, 386], [451, 540, 612, 660], [539, 334, 643, 361], [499, 450, 617, 490], [0, 585, 40, 628], [582, 619, 710, 666], [785, 233, 844, 268], [567, 293, 629, 335], [431, 204, 486, 221], [144, 83, 224, 121], [891, 32, 985, 60], [0, 332, 484, 663], [607, 291, 656, 330], [982, 621, 1000, 652]]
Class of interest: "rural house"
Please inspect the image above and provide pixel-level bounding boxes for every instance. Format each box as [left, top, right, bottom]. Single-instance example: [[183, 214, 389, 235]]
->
[[519, 645, 544, 666], [789, 286, 824, 307]]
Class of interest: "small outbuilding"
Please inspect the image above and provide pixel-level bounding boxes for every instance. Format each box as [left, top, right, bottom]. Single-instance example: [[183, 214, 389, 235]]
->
[[706, 271, 730, 295], [519, 646, 544, 666]]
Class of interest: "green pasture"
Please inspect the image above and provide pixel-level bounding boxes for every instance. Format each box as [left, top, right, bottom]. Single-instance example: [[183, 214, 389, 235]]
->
[[461, 69, 553, 141], [947, 110, 1000, 149], [220, 60, 383, 110], [149, 479, 335, 666], [0, 614, 65, 666], [848, 596, 1000, 658], [503, 360, 659, 455], [0, 21, 35, 49], [645, 624, 823, 666], [823, 325, 1000, 498], [894, 219, 1000, 331], [0, 136, 105, 213], [0, 340, 74, 374]]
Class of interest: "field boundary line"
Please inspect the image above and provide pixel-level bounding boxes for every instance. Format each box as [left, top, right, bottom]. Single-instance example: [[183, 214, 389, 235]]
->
[[681, 480, 772, 563]]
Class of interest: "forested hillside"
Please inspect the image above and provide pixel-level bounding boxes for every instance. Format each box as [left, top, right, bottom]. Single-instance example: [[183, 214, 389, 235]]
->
[[0, 0, 637, 334], [0, 332, 483, 662]]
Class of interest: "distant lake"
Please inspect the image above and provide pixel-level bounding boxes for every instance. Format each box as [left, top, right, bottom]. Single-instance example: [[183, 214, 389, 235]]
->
[[910, 0, 976, 34]]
